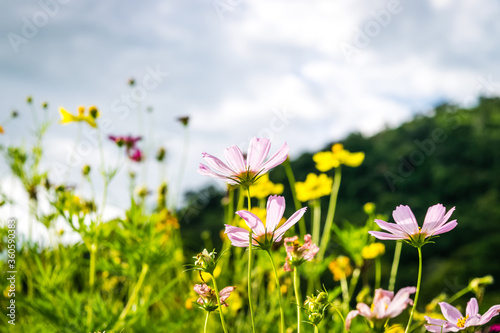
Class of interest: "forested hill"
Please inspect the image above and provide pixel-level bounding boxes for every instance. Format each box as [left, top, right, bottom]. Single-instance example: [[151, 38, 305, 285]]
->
[[182, 97, 500, 303]]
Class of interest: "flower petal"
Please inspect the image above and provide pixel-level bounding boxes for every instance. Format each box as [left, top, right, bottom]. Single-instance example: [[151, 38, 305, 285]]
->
[[273, 207, 307, 241], [201, 152, 236, 176], [236, 210, 265, 235], [198, 163, 238, 184], [477, 304, 500, 326], [374, 219, 407, 238], [258, 142, 289, 174], [385, 287, 416, 318], [247, 138, 271, 171], [466, 298, 479, 317], [345, 310, 359, 331], [224, 225, 250, 247], [432, 220, 457, 236], [439, 302, 463, 324], [265, 195, 286, 233], [368, 231, 406, 240], [356, 303, 373, 319], [421, 204, 446, 234], [224, 146, 247, 174], [424, 317, 454, 333], [392, 205, 420, 236]]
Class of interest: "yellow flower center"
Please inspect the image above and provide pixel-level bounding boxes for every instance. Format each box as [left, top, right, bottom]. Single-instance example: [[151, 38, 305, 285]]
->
[[457, 315, 468, 328]]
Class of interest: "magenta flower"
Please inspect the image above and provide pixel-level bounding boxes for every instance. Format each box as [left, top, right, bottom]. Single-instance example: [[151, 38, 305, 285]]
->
[[425, 298, 500, 332], [490, 324, 500, 332], [198, 137, 289, 187], [128, 148, 143, 162], [283, 234, 319, 272], [345, 287, 416, 331], [368, 204, 457, 247], [224, 195, 307, 249], [194, 283, 236, 312], [109, 135, 142, 149]]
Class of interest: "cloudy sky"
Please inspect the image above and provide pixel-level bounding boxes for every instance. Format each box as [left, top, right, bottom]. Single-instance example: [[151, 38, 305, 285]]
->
[[1, 0, 500, 240]]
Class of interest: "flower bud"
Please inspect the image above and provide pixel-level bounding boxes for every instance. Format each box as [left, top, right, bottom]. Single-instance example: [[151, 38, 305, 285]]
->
[[156, 147, 166, 161], [26, 95, 33, 104], [82, 165, 91, 176], [308, 313, 323, 325], [89, 106, 99, 119], [177, 116, 190, 126], [42, 101, 48, 109]]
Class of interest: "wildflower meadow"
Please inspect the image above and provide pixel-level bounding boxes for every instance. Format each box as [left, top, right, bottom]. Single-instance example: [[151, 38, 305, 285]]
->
[[1, 96, 500, 333]]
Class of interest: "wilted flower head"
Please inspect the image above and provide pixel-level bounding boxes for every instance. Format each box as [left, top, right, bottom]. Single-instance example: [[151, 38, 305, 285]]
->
[[128, 148, 143, 162], [283, 234, 319, 271], [328, 255, 353, 281], [425, 298, 500, 332], [109, 135, 142, 149], [361, 243, 385, 260], [369, 204, 457, 248], [193, 249, 217, 273], [295, 173, 332, 202], [346, 287, 416, 331], [194, 283, 236, 312], [313, 143, 364, 172], [198, 137, 289, 187], [177, 116, 190, 126], [224, 195, 307, 250]]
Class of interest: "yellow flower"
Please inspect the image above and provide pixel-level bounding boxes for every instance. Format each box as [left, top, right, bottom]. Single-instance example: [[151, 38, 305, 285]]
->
[[361, 243, 385, 259], [249, 174, 284, 199], [0, 125, 4, 134], [295, 173, 332, 202], [328, 255, 352, 281], [312, 143, 364, 172], [59, 106, 99, 127]]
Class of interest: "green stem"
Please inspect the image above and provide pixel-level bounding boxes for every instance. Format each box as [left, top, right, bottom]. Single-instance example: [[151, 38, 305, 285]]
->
[[375, 257, 381, 290], [340, 275, 349, 305], [294, 269, 301, 333], [283, 158, 305, 236], [312, 200, 321, 245], [118, 263, 149, 321], [246, 185, 256, 333], [211, 275, 229, 333], [388, 242, 402, 292], [348, 268, 361, 304], [314, 325, 319, 333], [318, 166, 342, 260], [267, 250, 285, 333], [405, 247, 422, 333], [86, 243, 97, 330], [447, 286, 472, 304], [204, 311, 210, 333]]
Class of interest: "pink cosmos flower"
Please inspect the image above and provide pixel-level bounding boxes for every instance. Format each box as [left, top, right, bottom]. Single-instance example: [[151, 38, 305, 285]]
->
[[283, 234, 319, 271], [369, 204, 457, 247], [224, 195, 307, 249], [128, 148, 143, 162], [345, 287, 416, 331], [198, 137, 289, 187], [425, 298, 500, 332], [108, 135, 142, 149], [194, 283, 236, 311], [490, 324, 500, 332]]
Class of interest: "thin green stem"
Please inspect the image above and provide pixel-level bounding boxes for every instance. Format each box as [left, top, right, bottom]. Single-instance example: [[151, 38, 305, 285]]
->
[[246, 185, 256, 333], [447, 286, 472, 304], [267, 250, 285, 333], [118, 263, 149, 321], [347, 268, 361, 304], [211, 275, 229, 333], [312, 200, 321, 245], [375, 257, 381, 290], [388, 241, 403, 292], [314, 325, 319, 333], [405, 247, 422, 333], [204, 312, 210, 333], [318, 166, 342, 260], [86, 243, 97, 330], [283, 158, 305, 236], [293, 269, 302, 333]]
